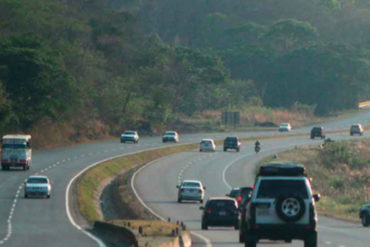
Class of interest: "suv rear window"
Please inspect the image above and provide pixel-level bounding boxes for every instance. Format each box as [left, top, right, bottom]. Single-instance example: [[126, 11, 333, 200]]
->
[[257, 180, 308, 199], [225, 137, 237, 142], [208, 200, 236, 209]]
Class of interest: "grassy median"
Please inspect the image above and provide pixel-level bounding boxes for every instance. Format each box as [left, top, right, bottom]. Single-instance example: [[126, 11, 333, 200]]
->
[[259, 138, 370, 222]]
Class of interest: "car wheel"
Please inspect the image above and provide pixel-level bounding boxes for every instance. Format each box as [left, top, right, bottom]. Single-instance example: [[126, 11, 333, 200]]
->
[[223, 148, 227, 152], [177, 197, 182, 203], [25, 194, 28, 198], [234, 223, 239, 230], [237, 148, 240, 152], [201, 222, 208, 230], [239, 232, 244, 243], [362, 213, 370, 227], [304, 232, 317, 247], [244, 233, 257, 247], [47, 194, 50, 199], [200, 199, 203, 203], [275, 195, 305, 222], [23, 165, 26, 171]]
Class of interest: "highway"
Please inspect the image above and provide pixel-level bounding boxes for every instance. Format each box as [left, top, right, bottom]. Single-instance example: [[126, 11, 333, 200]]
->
[[0, 110, 369, 246], [133, 133, 370, 247]]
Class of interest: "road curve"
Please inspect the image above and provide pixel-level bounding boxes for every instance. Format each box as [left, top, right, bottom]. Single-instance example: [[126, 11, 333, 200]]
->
[[0, 110, 368, 246], [133, 133, 370, 247]]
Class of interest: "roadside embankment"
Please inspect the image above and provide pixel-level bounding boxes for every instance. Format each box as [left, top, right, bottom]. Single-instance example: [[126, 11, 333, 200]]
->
[[259, 138, 370, 222]]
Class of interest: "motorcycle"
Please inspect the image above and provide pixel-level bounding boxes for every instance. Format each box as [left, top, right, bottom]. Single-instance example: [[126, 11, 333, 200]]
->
[[255, 144, 261, 153]]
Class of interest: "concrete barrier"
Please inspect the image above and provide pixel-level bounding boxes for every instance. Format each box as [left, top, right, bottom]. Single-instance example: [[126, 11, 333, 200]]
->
[[93, 221, 138, 247]]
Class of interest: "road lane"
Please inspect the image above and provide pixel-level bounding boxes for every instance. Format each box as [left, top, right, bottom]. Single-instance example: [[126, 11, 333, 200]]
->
[[0, 109, 368, 246], [134, 133, 370, 247]]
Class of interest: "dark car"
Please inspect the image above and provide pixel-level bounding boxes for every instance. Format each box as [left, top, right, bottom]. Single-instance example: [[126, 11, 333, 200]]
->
[[310, 126, 325, 139], [223, 137, 241, 152], [359, 204, 370, 227], [226, 187, 253, 206], [200, 197, 239, 230]]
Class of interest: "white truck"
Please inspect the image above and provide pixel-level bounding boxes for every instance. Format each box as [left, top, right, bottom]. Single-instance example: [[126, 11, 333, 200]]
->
[[1, 134, 32, 170]]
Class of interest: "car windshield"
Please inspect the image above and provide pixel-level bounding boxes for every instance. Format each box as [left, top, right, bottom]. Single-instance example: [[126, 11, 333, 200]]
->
[[201, 141, 212, 144], [2, 143, 27, 149], [257, 180, 308, 199], [208, 200, 236, 210], [182, 182, 200, 187], [165, 132, 176, 135], [281, 123, 289, 126], [27, 178, 48, 184], [124, 131, 136, 135]]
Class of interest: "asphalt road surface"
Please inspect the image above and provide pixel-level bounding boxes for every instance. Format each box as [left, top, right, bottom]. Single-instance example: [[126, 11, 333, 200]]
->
[[0, 110, 369, 246], [134, 132, 370, 247]]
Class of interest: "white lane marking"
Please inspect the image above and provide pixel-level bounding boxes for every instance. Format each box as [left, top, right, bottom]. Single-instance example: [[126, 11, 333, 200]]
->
[[65, 146, 172, 247], [132, 160, 212, 247], [325, 241, 332, 244], [0, 184, 23, 245]]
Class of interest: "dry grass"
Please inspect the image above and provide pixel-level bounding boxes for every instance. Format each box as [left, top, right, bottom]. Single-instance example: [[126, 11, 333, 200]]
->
[[259, 139, 370, 222], [108, 220, 180, 237]]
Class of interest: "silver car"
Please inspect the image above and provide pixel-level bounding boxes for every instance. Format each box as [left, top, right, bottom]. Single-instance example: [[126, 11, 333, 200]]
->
[[25, 175, 51, 198], [200, 139, 216, 152], [120, 130, 139, 143], [177, 180, 205, 203]]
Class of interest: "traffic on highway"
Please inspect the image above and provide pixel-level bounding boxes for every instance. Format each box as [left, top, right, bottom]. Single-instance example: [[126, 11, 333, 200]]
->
[[0, 112, 369, 247]]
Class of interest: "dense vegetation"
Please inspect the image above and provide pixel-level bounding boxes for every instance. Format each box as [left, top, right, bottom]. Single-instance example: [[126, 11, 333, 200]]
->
[[0, 0, 369, 139]]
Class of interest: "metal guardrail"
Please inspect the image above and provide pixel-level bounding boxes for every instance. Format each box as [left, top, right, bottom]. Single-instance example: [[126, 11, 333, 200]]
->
[[359, 101, 370, 108]]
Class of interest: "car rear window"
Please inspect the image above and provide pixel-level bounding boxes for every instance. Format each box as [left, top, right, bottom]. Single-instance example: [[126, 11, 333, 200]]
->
[[225, 137, 237, 142], [27, 178, 48, 184], [124, 131, 136, 135], [182, 182, 200, 187], [208, 200, 236, 209], [257, 180, 308, 199], [229, 189, 241, 198]]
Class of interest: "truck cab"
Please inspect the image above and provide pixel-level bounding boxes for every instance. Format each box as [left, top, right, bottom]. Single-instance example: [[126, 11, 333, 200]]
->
[[1, 134, 32, 170]]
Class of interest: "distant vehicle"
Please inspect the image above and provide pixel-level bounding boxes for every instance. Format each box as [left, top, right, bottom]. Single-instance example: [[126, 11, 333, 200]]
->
[[255, 140, 261, 153], [226, 187, 253, 206], [1, 134, 32, 170], [223, 137, 241, 152], [200, 139, 216, 152], [177, 180, 205, 203], [279, 123, 292, 132], [120, 130, 139, 143], [310, 126, 325, 139], [359, 204, 370, 227], [200, 197, 240, 230], [241, 162, 320, 246], [24, 175, 51, 198], [162, 131, 179, 143], [350, 124, 364, 136]]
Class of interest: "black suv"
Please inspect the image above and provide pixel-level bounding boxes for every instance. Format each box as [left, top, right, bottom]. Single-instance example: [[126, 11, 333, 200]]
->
[[242, 162, 320, 247], [359, 204, 370, 227], [223, 137, 241, 152], [200, 197, 239, 230], [310, 127, 325, 139]]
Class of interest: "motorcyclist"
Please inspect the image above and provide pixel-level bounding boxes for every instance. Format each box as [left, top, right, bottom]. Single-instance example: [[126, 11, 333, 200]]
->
[[255, 140, 261, 153]]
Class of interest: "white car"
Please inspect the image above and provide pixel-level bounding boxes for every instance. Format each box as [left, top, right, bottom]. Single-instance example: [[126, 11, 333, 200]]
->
[[120, 130, 139, 143], [24, 175, 51, 198], [200, 139, 216, 152], [278, 123, 292, 132], [162, 131, 179, 143], [177, 180, 205, 203], [350, 124, 364, 136]]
